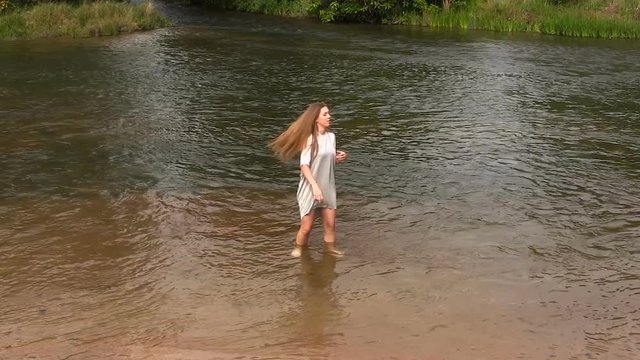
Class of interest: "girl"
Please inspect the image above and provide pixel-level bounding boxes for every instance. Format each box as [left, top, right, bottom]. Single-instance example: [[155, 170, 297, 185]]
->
[[270, 102, 347, 257]]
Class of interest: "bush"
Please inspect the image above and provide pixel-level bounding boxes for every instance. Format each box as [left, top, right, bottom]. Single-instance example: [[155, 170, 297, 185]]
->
[[311, 0, 475, 23], [311, 0, 429, 23], [0, 0, 11, 13]]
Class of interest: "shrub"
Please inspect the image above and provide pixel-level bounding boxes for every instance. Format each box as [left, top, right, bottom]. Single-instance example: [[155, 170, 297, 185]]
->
[[0, 0, 11, 13]]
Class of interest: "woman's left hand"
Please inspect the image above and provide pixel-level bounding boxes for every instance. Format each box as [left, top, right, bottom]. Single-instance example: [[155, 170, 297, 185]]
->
[[336, 150, 347, 163]]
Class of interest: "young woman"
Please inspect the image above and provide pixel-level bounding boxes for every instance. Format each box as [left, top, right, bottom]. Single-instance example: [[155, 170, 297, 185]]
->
[[269, 102, 347, 257]]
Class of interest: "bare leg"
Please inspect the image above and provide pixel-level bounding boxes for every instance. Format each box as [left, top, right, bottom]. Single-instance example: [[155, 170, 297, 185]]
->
[[296, 211, 316, 246], [292, 211, 315, 257], [321, 208, 343, 256], [320, 208, 336, 244]]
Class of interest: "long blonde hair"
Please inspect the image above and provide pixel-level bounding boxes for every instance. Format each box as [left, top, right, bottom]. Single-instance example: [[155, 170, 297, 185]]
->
[[269, 102, 325, 162]]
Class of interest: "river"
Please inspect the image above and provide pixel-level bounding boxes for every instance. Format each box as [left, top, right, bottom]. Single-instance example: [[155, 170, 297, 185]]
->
[[1, 4, 639, 360]]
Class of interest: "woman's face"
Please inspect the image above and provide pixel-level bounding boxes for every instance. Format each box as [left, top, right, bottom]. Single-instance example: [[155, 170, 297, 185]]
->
[[316, 106, 331, 131]]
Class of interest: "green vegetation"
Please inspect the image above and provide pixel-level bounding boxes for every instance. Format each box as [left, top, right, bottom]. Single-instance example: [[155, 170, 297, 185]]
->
[[204, 0, 640, 39], [225, 0, 314, 17], [2, 0, 638, 39], [422, 0, 640, 39], [0, 1, 170, 39]]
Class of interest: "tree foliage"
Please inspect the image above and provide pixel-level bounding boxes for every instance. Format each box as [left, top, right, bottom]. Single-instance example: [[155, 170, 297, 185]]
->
[[0, 0, 11, 13], [310, 0, 470, 23]]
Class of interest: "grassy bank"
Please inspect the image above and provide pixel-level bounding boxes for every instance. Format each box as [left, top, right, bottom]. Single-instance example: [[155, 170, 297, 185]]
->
[[205, 0, 640, 39], [0, 1, 170, 40], [417, 0, 640, 39]]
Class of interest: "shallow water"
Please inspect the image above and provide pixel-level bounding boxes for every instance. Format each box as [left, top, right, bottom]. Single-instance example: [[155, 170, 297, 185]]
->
[[1, 5, 640, 360]]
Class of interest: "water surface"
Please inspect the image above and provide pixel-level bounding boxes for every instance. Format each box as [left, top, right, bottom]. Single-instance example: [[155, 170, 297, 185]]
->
[[1, 5, 640, 360]]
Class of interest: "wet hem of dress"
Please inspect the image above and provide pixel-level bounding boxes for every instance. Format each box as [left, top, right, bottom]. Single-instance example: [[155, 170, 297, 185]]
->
[[300, 206, 337, 219]]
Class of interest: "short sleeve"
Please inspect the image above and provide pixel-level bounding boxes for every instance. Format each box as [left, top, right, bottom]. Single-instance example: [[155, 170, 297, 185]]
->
[[299, 136, 312, 166]]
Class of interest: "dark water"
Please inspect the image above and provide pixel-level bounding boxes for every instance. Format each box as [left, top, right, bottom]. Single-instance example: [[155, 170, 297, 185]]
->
[[1, 5, 640, 359]]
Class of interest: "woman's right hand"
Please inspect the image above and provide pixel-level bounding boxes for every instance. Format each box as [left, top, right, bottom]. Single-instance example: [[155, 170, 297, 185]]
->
[[311, 183, 323, 203]]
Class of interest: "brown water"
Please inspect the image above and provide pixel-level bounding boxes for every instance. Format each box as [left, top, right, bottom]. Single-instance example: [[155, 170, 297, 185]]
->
[[1, 5, 640, 360]]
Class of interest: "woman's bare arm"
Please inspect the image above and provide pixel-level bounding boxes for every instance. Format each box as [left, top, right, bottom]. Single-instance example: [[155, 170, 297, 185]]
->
[[300, 165, 323, 202]]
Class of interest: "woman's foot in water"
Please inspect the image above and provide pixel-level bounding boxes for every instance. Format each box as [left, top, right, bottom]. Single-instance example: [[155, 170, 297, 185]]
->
[[324, 242, 344, 257], [291, 241, 307, 257]]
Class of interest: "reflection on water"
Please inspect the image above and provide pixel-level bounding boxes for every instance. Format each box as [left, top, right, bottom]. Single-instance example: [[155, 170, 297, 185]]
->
[[1, 4, 640, 359], [294, 249, 340, 352]]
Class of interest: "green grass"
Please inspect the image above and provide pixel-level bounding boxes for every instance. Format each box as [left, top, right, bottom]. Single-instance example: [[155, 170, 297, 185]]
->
[[0, 11, 28, 38], [204, 0, 640, 39], [0, 1, 170, 39], [422, 0, 640, 39]]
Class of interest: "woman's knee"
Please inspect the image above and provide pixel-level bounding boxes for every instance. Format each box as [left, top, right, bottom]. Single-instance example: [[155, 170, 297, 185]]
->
[[298, 224, 313, 235], [299, 214, 315, 234]]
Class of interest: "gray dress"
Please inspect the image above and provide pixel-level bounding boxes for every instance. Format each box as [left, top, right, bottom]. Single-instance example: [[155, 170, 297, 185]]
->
[[297, 132, 336, 218]]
